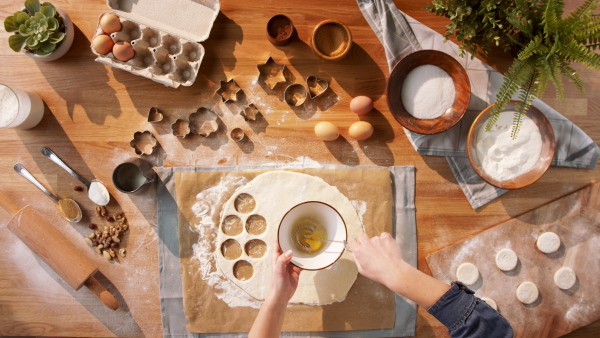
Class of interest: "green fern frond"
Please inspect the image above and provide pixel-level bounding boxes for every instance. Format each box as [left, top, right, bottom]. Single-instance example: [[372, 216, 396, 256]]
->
[[567, 0, 599, 22], [512, 69, 539, 139], [559, 40, 600, 70], [558, 61, 585, 93], [540, 55, 565, 99], [573, 15, 600, 44], [486, 59, 533, 132], [542, 0, 563, 41], [518, 35, 543, 59]]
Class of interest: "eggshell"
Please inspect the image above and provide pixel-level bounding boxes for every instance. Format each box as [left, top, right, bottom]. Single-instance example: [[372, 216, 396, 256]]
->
[[113, 41, 135, 62], [100, 13, 122, 34], [349, 121, 374, 140], [314, 122, 339, 141], [92, 34, 114, 55], [350, 96, 373, 115]]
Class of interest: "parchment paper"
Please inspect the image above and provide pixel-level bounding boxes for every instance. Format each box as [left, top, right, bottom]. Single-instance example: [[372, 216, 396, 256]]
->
[[158, 164, 417, 337], [177, 168, 394, 333]]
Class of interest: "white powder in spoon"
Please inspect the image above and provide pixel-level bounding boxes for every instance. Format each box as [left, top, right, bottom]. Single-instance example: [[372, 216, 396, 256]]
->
[[88, 181, 110, 205], [476, 111, 543, 181], [401, 65, 455, 119]]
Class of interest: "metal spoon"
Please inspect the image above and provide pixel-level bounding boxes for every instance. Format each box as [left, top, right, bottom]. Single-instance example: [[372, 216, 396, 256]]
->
[[14, 163, 82, 223], [301, 235, 352, 252], [41, 147, 109, 206]]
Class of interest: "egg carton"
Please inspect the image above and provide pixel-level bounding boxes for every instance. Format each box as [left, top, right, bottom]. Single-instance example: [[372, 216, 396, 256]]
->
[[91, 0, 220, 88]]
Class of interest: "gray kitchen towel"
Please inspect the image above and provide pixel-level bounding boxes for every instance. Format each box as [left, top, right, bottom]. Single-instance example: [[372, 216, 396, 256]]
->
[[158, 164, 417, 337], [357, 0, 600, 209]]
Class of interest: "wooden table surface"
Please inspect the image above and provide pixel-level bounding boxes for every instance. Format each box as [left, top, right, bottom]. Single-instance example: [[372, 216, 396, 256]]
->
[[0, 0, 598, 336]]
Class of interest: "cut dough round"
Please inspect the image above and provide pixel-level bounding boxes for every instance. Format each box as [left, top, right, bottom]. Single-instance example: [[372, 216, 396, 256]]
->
[[516, 281, 539, 304], [495, 248, 518, 271], [536, 232, 560, 253], [554, 267, 576, 289], [480, 297, 497, 311], [215, 171, 363, 305], [456, 262, 479, 285]]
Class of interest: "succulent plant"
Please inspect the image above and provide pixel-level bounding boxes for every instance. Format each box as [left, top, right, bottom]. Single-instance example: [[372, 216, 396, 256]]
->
[[4, 0, 65, 56]]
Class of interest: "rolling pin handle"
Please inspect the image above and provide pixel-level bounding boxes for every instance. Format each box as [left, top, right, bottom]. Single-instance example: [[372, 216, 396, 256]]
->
[[0, 190, 23, 216], [84, 276, 119, 311]]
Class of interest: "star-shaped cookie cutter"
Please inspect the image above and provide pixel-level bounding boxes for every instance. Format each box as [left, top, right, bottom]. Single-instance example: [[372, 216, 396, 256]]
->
[[257, 56, 287, 90], [216, 79, 242, 103], [241, 103, 261, 121]]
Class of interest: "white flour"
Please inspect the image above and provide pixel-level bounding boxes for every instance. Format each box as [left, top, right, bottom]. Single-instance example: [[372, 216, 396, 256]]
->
[[401, 65, 455, 119], [476, 111, 543, 181], [0, 85, 19, 128], [88, 181, 110, 205]]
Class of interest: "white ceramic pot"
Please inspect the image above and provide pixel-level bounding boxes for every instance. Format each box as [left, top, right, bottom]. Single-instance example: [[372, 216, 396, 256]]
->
[[22, 4, 74, 61]]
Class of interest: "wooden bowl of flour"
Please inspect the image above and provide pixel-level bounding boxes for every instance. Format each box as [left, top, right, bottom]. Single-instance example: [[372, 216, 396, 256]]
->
[[467, 101, 556, 189], [387, 50, 470, 134]]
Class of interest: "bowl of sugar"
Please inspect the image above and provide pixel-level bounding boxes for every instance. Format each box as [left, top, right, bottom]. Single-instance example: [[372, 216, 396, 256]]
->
[[278, 201, 347, 270], [467, 101, 556, 189], [387, 50, 470, 134]]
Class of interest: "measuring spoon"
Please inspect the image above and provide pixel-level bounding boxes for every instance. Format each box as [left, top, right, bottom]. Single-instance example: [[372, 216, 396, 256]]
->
[[14, 163, 82, 223], [41, 147, 110, 206]]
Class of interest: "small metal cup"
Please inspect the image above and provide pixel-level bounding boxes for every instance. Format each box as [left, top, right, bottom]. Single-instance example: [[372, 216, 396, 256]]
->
[[112, 158, 155, 194]]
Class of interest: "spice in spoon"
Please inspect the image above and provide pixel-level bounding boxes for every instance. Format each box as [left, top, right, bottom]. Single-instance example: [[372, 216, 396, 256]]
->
[[57, 199, 80, 221]]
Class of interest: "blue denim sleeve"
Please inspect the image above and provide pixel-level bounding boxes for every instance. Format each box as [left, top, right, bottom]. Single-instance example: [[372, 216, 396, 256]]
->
[[427, 282, 514, 338]]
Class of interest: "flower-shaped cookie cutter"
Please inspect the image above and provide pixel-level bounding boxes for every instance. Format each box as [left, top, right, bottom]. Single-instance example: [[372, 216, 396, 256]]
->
[[241, 103, 261, 121], [306, 76, 329, 99], [147, 106, 164, 123], [171, 119, 190, 138], [189, 107, 219, 137], [216, 79, 242, 103], [130, 130, 158, 155], [257, 56, 287, 90]]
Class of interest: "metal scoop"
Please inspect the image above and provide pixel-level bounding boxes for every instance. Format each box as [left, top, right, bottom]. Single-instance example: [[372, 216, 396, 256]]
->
[[14, 163, 82, 223]]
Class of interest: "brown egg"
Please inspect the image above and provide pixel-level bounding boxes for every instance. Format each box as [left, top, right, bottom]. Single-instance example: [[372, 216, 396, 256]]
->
[[100, 13, 122, 34], [349, 121, 374, 140], [314, 121, 339, 141], [92, 34, 114, 54], [113, 41, 135, 62], [350, 96, 373, 115]]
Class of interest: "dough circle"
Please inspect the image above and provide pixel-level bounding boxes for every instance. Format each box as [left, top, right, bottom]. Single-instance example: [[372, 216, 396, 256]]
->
[[215, 171, 363, 305], [495, 248, 518, 271], [516, 281, 539, 304], [554, 267, 577, 289], [456, 262, 479, 285], [480, 297, 497, 311], [536, 232, 560, 253]]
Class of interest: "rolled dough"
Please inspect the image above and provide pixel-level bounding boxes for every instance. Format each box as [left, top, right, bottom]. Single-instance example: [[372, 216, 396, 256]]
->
[[456, 262, 479, 285], [215, 171, 363, 305], [554, 267, 576, 290], [536, 232, 560, 253], [495, 248, 518, 271], [480, 297, 498, 311], [516, 281, 539, 304]]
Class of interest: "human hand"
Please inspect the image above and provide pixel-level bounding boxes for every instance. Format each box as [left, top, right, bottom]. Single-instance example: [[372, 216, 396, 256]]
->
[[267, 239, 302, 304], [348, 232, 407, 288]]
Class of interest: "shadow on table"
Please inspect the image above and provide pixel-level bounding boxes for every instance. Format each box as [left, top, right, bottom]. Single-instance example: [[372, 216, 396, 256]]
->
[[357, 108, 395, 166], [35, 24, 121, 124]]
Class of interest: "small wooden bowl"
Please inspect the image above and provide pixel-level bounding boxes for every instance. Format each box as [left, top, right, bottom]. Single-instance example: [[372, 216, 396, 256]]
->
[[311, 20, 352, 61], [266, 14, 294, 46], [387, 50, 470, 134], [467, 101, 556, 189]]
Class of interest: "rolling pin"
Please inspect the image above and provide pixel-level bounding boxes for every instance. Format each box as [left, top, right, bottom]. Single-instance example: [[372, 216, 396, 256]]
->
[[0, 191, 119, 310]]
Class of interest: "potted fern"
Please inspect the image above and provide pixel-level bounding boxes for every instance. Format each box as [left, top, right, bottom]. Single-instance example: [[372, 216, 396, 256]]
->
[[4, 0, 74, 61], [427, 0, 600, 138]]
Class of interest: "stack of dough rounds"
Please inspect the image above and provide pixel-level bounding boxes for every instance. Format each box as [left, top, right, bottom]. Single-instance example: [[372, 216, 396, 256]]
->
[[495, 248, 518, 271], [536, 232, 560, 253], [456, 262, 479, 285], [516, 281, 539, 304], [554, 267, 577, 289], [480, 297, 498, 311]]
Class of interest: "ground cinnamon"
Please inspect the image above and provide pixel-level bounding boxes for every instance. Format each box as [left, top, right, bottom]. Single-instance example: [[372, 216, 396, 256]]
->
[[315, 23, 348, 57], [57, 199, 79, 220]]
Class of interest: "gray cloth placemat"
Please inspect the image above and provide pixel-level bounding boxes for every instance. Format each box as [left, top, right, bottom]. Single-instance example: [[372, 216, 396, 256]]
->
[[158, 164, 417, 337], [358, 0, 600, 209]]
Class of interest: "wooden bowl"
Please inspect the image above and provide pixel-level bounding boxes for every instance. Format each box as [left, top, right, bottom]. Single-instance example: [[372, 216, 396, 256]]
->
[[387, 50, 470, 134], [266, 14, 294, 46], [311, 20, 352, 61], [467, 101, 556, 189]]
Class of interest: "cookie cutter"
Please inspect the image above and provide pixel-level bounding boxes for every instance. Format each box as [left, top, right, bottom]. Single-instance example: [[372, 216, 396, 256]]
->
[[257, 56, 287, 90], [147, 106, 163, 123], [241, 103, 260, 121], [230, 127, 246, 142], [216, 79, 242, 103], [171, 119, 190, 138], [306, 76, 329, 99], [130, 130, 158, 155], [189, 107, 219, 137], [284, 83, 307, 107]]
